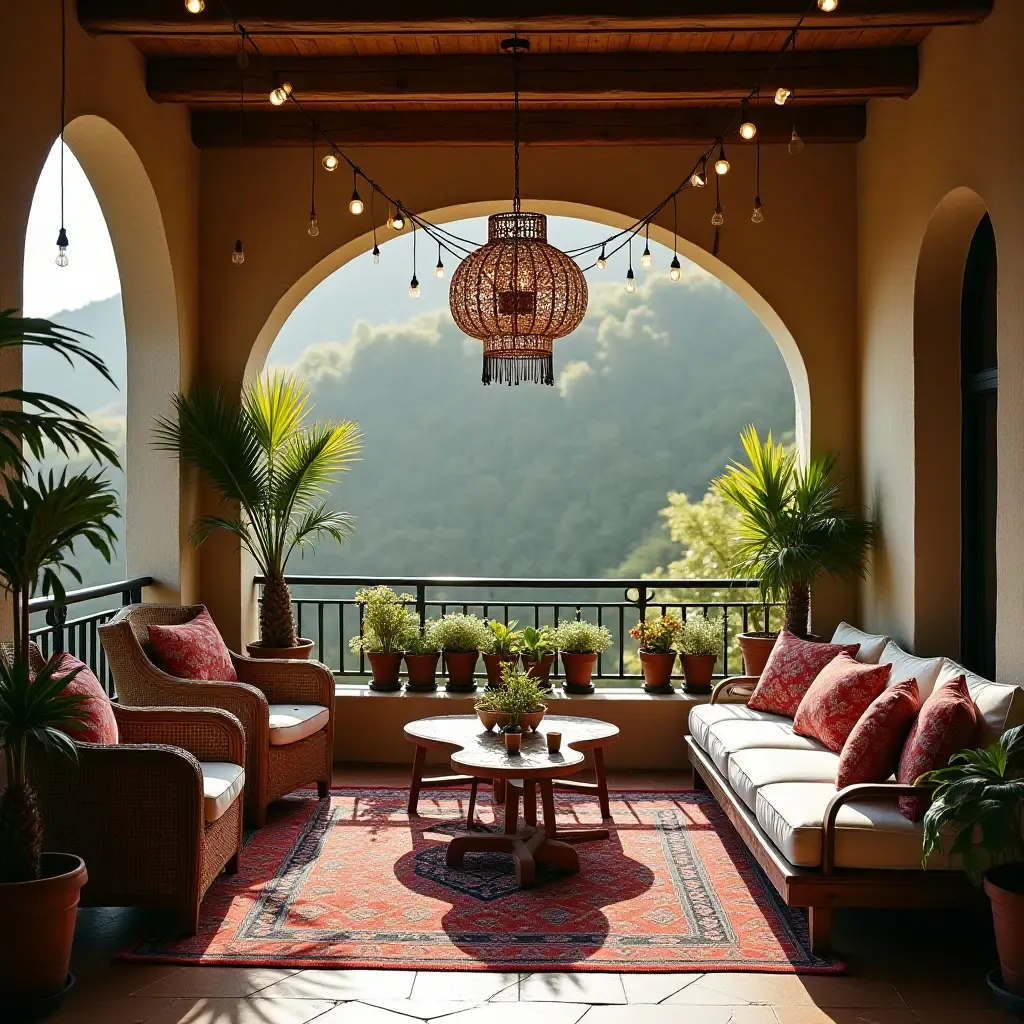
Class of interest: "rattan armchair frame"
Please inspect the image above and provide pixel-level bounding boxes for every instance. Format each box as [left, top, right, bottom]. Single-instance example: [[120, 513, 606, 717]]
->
[[99, 604, 334, 826]]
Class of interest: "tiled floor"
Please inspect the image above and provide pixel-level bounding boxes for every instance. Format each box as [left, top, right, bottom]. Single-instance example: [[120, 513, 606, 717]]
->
[[52, 768, 1015, 1024]]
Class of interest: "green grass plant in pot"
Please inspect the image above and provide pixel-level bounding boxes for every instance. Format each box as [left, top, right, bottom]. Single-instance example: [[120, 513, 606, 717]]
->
[[432, 613, 491, 693], [481, 619, 522, 689], [0, 311, 120, 1013], [521, 625, 557, 690], [678, 612, 722, 694], [349, 586, 416, 692], [919, 726, 1024, 1003], [554, 619, 612, 694], [154, 373, 362, 658], [404, 621, 442, 692], [714, 426, 876, 674], [475, 665, 547, 750], [630, 613, 681, 694]]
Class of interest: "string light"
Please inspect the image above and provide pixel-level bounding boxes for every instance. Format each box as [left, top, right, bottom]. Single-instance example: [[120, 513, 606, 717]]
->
[[739, 101, 757, 140], [669, 256, 681, 281], [55, 0, 68, 267], [232, 239, 245, 265], [349, 170, 364, 215], [818, 0, 838, 10], [307, 127, 319, 236], [269, 81, 292, 106], [751, 196, 764, 224], [669, 196, 681, 281], [751, 109, 764, 224], [789, 125, 804, 156], [435, 242, 445, 279], [391, 206, 406, 231], [371, 190, 380, 263], [640, 222, 653, 268], [373, 244, 380, 264], [625, 237, 636, 292], [712, 204, 724, 228], [185, 0, 204, 11], [596, 244, 608, 270], [775, 86, 791, 106], [409, 226, 420, 297], [690, 158, 707, 188], [714, 142, 730, 175], [322, 152, 339, 172]]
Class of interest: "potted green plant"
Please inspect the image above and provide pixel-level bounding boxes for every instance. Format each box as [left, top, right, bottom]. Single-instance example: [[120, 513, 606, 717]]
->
[[404, 620, 442, 692], [154, 373, 362, 659], [714, 426, 876, 671], [554, 619, 612, 694], [630, 613, 682, 694], [349, 586, 416, 692], [521, 625, 557, 690], [678, 612, 721, 694], [432, 613, 490, 693], [0, 311, 120, 1014], [919, 726, 1024, 1004], [475, 664, 548, 734], [481, 619, 522, 688]]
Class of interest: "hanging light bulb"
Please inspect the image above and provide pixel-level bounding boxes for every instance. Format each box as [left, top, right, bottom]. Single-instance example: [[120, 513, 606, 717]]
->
[[409, 274, 420, 298], [391, 208, 406, 231], [714, 143, 730, 175], [55, 227, 69, 268], [308, 215, 319, 237], [232, 239, 245, 265], [596, 245, 608, 270], [435, 252, 445, 279], [625, 267, 636, 294], [322, 152, 339, 172], [669, 255, 681, 281], [349, 172, 364, 216], [818, 0, 838, 10], [711, 204, 725, 228], [691, 159, 707, 188], [185, 0, 205, 11], [739, 101, 756, 140], [789, 126, 804, 156], [751, 196, 764, 224], [269, 81, 293, 106], [775, 86, 791, 106], [641, 246, 653, 269], [372, 243, 380, 264]]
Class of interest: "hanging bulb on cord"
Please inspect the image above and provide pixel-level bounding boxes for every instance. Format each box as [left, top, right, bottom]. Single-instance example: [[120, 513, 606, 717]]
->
[[596, 245, 608, 270], [739, 102, 756, 140], [669, 255, 681, 281], [641, 246, 653, 269], [409, 275, 420, 298], [788, 126, 804, 156], [349, 187, 364, 215], [391, 209, 406, 231], [232, 239, 245, 265], [185, 0, 205, 12], [308, 215, 319, 237], [818, 0, 838, 11], [435, 257, 445, 279], [625, 267, 636, 294], [322, 152, 339, 172], [774, 87, 791, 106], [711, 204, 725, 228], [372, 243, 380, 264], [751, 196, 764, 224], [691, 160, 707, 188], [714, 143, 730, 175], [269, 81, 293, 105], [55, 227, 69, 268]]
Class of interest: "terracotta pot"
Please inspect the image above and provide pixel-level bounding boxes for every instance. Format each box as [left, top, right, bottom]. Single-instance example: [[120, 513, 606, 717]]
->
[[561, 651, 598, 694], [482, 652, 519, 688], [246, 638, 315, 660], [522, 653, 555, 689], [444, 650, 479, 693], [986, 865, 1024, 996], [477, 709, 546, 732], [367, 651, 403, 692], [521, 709, 547, 732], [640, 650, 677, 693], [738, 632, 778, 677], [504, 730, 522, 754], [0, 853, 86, 1007], [405, 653, 440, 692], [681, 653, 718, 694]]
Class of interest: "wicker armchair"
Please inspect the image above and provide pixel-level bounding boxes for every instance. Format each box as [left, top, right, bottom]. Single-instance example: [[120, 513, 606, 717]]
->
[[99, 603, 334, 826], [4, 642, 244, 936]]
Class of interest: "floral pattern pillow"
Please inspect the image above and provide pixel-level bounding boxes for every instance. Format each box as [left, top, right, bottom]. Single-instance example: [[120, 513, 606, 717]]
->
[[47, 652, 119, 745], [793, 654, 892, 753], [897, 674, 977, 821], [837, 678, 920, 788], [747, 630, 860, 718], [148, 608, 238, 682]]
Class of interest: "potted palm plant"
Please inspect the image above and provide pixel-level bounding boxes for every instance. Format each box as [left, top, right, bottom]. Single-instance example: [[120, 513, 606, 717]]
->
[[154, 374, 362, 658], [919, 726, 1024, 1006], [0, 311, 120, 1014], [481, 619, 522, 688], [554, 619, 612, 694], [349, 586, 416, 691], [432, 613, 490, 693], [521, 625, 557, 690], [475, 664, 547, 734], [630, 613, 682, 694], [714, 426, 876, 670], [404, 621, 441, 692], [678, 612, 721, 694]]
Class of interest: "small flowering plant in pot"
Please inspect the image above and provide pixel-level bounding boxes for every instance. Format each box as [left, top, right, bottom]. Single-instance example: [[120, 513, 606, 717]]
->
[[349, 586, 416, 692], [631, 614, 682, 694], [475, 666, 547, 750], [521, 626, 557, 690], [481, 619, 522, 689], [554, 620, 612, 695], [404, 620, 441, 692], [432, 613, 491, 693], [678, 612, 721, 694]]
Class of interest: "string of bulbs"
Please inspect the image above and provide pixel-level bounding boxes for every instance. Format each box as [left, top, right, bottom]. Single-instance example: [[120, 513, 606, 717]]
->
[[171, 0, 841, 297]]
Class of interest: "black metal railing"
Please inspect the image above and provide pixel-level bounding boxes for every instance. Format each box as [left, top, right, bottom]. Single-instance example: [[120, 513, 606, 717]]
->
[[256, 575, 783, 689], [29, 577, 152, 695]]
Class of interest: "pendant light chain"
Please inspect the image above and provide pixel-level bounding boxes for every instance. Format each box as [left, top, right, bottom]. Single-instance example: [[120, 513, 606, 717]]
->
[[512, 43, 521, 216], [55, 0, 69, 266]]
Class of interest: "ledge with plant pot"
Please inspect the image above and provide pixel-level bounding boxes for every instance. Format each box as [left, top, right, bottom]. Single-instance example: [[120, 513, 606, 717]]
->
[[432, 613, 492, 693], [631, 614, 681, 694], [481, 619, 522, 688], [678, 612, 722, 694], [348, 585, 421, 692], [554, 620, 613, 695], [520, 625, 557, 691]]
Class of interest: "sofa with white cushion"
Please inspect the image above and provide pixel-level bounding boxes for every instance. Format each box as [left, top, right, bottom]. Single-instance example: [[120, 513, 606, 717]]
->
[[684, 622, 1024, 950]]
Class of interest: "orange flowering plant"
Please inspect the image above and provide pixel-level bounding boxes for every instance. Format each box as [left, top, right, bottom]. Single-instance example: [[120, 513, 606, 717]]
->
[[630, 614, 682, 654]]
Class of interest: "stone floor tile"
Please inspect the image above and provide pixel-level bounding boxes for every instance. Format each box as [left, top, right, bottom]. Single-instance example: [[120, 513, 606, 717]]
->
[[662, 980, 752, 1005], [620, 972, 703, 1003], [520, 972, 627, 1004], [131, 966, 302, 998], [50, 996, 178, 1023], [893, 976, 1000, 1010], [583, 1007, 779, 1024], [73, 964, 188, 1000], [411, 971, 519, 1002], [361, 998, 483, 1019], [144, 997, 337, 1024], [488, 976, 524, 1001], [694, 973, 822, 1006], [440, 1000, 590, 1024], [771, 1008, 921, 1024], [313, 1003, 437, 1024], [911, 1008, 1020, 1024], [260, 969, 417, 1000]]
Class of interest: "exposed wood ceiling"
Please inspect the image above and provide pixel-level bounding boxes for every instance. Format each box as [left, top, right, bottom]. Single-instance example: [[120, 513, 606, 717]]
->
[[78, 1, 992, 147]]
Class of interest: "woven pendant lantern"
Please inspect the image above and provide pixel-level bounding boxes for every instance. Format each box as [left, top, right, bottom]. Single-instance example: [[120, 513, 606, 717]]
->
[[449, 39, 588, 385]]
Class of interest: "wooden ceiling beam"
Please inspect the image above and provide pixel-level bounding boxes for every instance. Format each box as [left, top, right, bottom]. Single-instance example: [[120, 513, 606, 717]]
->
[[80, 0, 993, 36], [149, 50, 918, 106], [191, 105, 866, 147]]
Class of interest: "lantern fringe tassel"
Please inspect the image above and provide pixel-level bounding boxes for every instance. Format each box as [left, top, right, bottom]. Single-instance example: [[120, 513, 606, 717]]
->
[[482, 355, 554, 386]]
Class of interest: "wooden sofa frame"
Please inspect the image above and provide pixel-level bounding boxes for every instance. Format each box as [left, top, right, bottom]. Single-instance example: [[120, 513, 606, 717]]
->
[[684, 676, 979, 951]]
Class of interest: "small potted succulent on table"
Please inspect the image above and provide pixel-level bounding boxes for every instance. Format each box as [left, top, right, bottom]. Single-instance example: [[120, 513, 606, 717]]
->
[[481, 619, 522, 688], [521, 625, 557, 690], [475, 664, 548, 738], [554, 619, 613, 695], [631, 613, 682, 694], [433, 613, 491, 693], [678, 612, 721, 694], [404, 620, 441, 692], [349, 585, 416, 692]]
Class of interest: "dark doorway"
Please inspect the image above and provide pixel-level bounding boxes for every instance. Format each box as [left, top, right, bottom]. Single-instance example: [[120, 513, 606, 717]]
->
[[960, 213, 997, 678]]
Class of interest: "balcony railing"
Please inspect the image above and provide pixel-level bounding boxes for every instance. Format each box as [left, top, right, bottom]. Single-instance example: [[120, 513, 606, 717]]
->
[[257, 575, 782, 689], [29, 577, 152, 695]]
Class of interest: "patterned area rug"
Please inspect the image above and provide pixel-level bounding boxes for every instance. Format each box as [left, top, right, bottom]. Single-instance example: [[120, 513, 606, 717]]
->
[[123, 787, 843, 974]]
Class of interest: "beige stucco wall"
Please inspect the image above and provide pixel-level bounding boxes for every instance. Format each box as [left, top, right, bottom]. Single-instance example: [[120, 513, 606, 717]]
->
[[858, 0, 1024, 679]]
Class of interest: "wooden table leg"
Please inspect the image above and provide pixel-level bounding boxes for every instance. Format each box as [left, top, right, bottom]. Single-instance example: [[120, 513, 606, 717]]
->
[[504, 785, 520, 835], [466, 778, 479, 830], [593, 746, 612, 820], [523, 779, 537, 826], [408, 743, 427, 815], [492, 777, 506, 804]]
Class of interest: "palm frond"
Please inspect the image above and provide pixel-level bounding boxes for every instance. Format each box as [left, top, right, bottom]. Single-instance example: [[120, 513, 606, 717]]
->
[[243, 372, 310, 458], [273, 420, 362, 516], [0, 309, 115, 385], [287, 503, 356, 559]]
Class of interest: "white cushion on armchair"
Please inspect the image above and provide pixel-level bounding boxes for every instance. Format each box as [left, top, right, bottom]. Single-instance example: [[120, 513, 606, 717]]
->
[[268, 704, 330, 746]]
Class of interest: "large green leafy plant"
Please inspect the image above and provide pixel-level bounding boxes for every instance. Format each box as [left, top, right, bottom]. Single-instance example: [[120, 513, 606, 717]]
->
[[0, 311, 120, 882], [714, 426, 876, 638], [154, 373, 362, 649]]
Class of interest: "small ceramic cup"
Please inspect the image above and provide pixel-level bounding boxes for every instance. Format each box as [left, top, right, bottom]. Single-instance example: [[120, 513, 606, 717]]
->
[[546, 731, 562, 753]]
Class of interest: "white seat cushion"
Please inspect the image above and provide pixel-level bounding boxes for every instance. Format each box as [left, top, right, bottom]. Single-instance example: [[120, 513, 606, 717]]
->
[[200, 762, 245, 822], [688, 703, 819, 776], [727, 747, 840, 812], [880, 640, 944, 700], [935, 659, 1024, 745], [268, 704, 330, 746], [831, 623, 890, 665], [688, 702, 777, 752]]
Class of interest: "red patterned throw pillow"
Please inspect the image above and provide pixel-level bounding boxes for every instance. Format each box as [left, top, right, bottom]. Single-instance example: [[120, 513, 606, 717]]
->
[[47, 652, 118, 745], [897, 674, 977, 821], [837, 678, 920, 788], [149, 608, 238, 682], [793, 654, 891, 753], [747, 630, 860, 718]]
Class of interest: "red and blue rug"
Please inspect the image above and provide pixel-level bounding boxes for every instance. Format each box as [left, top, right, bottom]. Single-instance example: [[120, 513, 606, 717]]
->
[[123, 787, 842, 974]]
